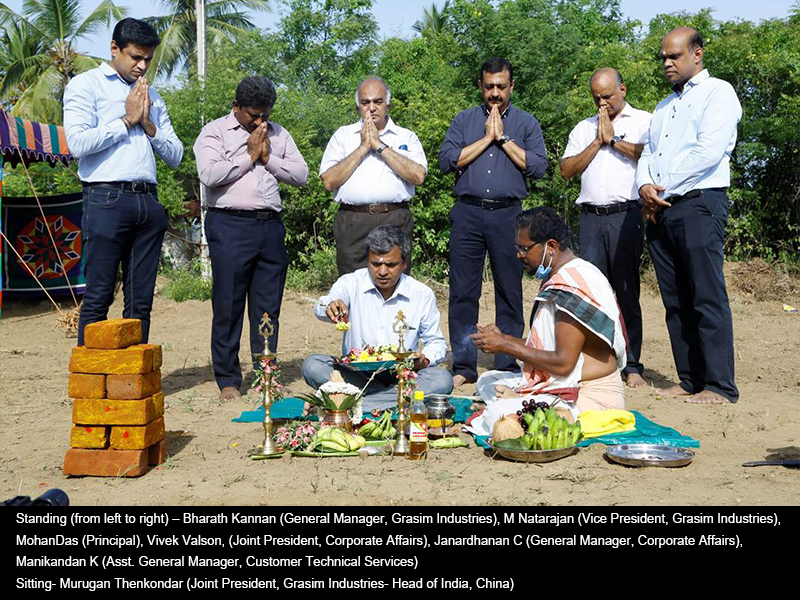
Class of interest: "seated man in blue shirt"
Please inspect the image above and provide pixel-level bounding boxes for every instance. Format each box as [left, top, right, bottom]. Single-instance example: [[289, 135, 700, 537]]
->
[[64, 18, 183, 345], [301, 226, 453, 411]]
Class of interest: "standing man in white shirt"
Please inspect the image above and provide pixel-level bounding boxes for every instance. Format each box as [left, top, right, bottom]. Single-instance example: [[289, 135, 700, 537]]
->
[[560, 68, 651, 388], [64, 18, 183, 346], [320, 77, 427, 275], [636, 27, 742, 404], [301, 226, 453, 411]]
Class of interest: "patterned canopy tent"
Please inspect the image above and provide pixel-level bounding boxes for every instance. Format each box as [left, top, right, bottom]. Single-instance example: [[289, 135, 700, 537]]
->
[[0, 110, 82, 314]]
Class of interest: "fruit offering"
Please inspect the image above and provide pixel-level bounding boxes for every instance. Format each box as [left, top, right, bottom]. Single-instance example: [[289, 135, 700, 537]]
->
[[340, 344, 397, 363], [357, 410, 397, 440], [493, 407, 582, 451], [306, 427, 366, 453]]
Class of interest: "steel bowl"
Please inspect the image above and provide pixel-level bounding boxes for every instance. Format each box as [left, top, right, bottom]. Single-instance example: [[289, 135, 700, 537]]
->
[[488, 440, 577, 463], [604, 444, 695, 468]]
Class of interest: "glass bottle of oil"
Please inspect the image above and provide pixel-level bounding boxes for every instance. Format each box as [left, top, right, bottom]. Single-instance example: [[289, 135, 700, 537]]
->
[[409, 390, 428, 460]]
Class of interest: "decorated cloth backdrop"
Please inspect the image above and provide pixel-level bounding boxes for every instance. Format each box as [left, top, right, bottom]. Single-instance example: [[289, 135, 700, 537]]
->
[[0, 110, 78, 313]]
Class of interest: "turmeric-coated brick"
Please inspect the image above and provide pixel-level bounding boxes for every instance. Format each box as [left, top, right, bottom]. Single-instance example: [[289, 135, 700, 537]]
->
[[106, 370, 161, 400], [83, 319, 142, 349], [72, 392, 164, 426], [148, 438, 169, 466], [69, 425, 109, 449], [69, 346, 154, 375], [131, 344, 162, 370], [111, 417, 165, 450], [63, 448, 148, 477], [68, 373, 106, 399]]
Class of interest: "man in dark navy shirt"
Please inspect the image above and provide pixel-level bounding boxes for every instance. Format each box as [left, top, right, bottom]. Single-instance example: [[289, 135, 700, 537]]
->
[[439, 57, 547, 387]]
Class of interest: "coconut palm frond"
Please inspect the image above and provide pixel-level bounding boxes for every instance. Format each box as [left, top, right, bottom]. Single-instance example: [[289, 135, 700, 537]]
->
[[73, 0, 128, 39], [12, 64, 63, 121]]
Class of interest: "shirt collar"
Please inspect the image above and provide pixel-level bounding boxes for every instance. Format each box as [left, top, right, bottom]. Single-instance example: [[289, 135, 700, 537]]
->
[[355, 116, 396, 135], [226, 110, 275, 133], [357, 269, 410, 302], [100, 62, 131, 85], [673, 69, 709, 95], [482, 104, 511, 118]]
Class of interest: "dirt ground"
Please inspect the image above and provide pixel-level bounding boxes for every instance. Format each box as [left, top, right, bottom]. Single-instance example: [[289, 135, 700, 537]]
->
[[1, 263, 798, 506]]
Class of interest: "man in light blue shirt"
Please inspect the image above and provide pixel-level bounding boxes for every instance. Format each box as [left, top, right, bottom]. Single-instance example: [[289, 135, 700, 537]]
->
[[302, 226, 453, 410], [636, 27, 741, 404], [64, 18, 183, 345]]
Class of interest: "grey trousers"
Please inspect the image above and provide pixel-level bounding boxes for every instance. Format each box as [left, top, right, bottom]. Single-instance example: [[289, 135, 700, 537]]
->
[[301, 354, 454, 411], [334, 206, 413, 275]]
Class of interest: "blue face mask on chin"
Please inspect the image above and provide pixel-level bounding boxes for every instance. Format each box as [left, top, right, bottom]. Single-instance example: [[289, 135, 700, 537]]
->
[[534, 248, 554, 280]]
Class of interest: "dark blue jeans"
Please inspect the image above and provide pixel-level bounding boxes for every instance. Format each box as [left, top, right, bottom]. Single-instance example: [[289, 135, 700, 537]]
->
[[579, 208, 644, 376], [448, 200, 524, 382], [205, 210, 289, 391], [78, 186, 168, 346], [646, 188, 738, 402]]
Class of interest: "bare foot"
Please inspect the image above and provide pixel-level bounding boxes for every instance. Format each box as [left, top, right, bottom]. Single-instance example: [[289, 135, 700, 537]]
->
[[219, 386, 241, 401], [494, 384, 519, 399], [625, 373, 647, 388], [452, 374, 475, 388], [686, 390, 730, 404], [655, 384, 692, 397]]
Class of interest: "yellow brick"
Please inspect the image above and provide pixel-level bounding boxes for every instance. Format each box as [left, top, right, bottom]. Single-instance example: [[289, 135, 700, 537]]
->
[[68, 373, 106, 399], [63, 448, 148, 477], [84, 319, 142, 349], [69, 346, 154, 375], [131, 344, 162, 370], [70, 425, 109, 449], [107, 370, 161, 400], [111, 417, 165, 450], [72, 392, 164, 426]]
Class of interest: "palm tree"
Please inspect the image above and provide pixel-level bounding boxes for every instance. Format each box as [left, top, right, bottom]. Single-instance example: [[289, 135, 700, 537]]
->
[[0, 1, 127, 122], [412, 1, 451, 35], [144, 0, 271, 81]]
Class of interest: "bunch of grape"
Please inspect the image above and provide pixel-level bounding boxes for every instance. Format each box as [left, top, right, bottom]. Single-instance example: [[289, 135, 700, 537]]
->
[[516, 399, 551, 421]]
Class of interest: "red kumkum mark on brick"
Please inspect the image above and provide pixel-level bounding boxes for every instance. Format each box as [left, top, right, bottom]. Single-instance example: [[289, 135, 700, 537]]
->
[[85, 428, 93, 433], [123, 431, 130, 439]]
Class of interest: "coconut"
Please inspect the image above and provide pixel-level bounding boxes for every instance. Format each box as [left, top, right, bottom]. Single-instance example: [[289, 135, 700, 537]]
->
[[492, 414, 525, 442]]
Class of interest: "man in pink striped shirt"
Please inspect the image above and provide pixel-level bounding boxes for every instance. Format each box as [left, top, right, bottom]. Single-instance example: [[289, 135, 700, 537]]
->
[[194, 76, 309, 400]]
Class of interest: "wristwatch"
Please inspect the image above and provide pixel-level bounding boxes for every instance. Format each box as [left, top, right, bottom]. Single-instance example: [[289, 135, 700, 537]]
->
[[610, 135, 624, 148], [376, 142, 389, 154], [497, 134, 513, 146]]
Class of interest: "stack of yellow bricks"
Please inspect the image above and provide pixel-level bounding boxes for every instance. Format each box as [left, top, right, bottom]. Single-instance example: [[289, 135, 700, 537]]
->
[[63, 319, 167, 477]]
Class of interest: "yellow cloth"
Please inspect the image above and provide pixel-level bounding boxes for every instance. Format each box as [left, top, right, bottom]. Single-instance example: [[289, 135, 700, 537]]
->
[[577, 409, 636, 439]]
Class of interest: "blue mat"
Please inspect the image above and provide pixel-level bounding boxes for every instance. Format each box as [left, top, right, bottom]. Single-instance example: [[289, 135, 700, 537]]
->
[[472, 411, 700, 449], [233, 397, 476, 423]]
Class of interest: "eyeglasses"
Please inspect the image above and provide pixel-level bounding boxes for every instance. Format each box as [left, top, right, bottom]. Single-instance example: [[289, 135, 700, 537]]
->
[[514, 241, 539, 255]]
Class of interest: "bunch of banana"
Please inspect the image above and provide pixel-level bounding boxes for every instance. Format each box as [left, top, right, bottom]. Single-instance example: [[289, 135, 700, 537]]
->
[[519, 407, 582, 451], [357, 410, 397, 440], [307, 427, 366, 453]]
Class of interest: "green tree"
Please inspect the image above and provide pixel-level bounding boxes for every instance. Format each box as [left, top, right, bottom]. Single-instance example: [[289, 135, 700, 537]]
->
[[0, 0, 127, 122], [412, 1, 451, 35], [144, 0, 271, 81]]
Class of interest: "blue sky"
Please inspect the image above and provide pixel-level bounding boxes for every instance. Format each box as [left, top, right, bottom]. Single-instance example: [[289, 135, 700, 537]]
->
[[3, 0, 795, 60]]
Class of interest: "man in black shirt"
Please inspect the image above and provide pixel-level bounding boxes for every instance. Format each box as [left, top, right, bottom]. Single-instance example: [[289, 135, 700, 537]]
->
[[439, 58, 548, 387]]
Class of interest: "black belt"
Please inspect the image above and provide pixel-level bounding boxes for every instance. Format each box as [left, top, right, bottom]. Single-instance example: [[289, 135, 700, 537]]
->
[[458, 196, 520, 210], [83, 181, 157, 194], [338, 202, 409, 214], [671, 187, 726, 203], [208, 206, 279, 221], [581, 200, 640, 215]]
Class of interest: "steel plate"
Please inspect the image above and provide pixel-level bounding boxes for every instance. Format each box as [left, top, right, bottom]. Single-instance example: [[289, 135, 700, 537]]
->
[[605, 444, 695, 468]]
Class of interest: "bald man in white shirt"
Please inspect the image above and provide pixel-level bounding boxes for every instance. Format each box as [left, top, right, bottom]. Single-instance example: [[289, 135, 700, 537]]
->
[[320, 77, 427, 275], [561, 68, 651, 388]]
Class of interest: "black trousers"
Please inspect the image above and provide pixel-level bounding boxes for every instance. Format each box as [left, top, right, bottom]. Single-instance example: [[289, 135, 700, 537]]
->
[[448, 200, 524, 382], [333, 206, 413, 275], [579, 207, 644, 376], [205, 210, 288, 390], [78, 186, 167, 346], [646, 188, 738, 401]]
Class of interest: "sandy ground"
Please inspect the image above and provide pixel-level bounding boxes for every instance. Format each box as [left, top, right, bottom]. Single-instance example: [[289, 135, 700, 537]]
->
[[1, 264, 798, 506]]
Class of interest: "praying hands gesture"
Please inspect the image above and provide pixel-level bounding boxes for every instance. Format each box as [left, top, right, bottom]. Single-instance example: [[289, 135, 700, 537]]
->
[[360, 118, 383, 151], [124, 77, 156, 137], [484, 104, 504, 141], [246, 122, 268, 164], [596, 105, 614, 145]]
